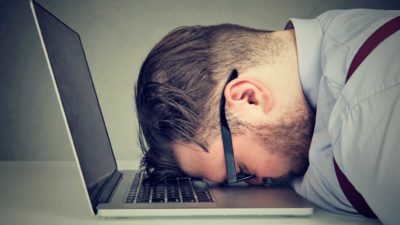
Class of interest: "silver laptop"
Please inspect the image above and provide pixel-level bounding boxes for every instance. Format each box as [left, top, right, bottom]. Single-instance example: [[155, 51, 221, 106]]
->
[[30, 0, 314, 217]]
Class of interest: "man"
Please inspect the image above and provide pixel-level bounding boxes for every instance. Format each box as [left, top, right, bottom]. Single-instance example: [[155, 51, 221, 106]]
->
[[135, 9, 400, 224]]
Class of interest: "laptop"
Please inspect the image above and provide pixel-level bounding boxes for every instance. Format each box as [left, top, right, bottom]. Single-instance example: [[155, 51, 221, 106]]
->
[[30, 0, 314, 217]]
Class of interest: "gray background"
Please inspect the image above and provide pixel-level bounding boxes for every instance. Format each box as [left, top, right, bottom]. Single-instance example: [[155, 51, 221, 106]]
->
[[1, 0, 399, 163]]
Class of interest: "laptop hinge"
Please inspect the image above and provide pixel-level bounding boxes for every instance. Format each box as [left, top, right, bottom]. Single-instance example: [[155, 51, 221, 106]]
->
[[93, 170, 122, 211]]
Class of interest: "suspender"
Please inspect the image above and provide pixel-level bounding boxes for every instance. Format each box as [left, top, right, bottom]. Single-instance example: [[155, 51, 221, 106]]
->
[[333, 15, 400, 218]]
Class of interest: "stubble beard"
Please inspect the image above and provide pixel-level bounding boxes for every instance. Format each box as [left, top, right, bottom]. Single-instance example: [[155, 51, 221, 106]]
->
[[251, 99, 315, 180]]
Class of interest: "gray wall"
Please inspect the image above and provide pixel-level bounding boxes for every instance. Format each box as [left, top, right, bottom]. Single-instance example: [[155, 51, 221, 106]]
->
[[1, 0, 399, 162]]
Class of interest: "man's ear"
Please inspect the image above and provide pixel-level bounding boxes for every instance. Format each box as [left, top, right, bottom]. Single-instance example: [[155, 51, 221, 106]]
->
[[224, 78, 273, 118]]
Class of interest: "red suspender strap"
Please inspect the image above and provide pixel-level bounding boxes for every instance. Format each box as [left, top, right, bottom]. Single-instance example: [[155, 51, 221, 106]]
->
[[347, 16, 400, 78], [333, 15, 400, 218]]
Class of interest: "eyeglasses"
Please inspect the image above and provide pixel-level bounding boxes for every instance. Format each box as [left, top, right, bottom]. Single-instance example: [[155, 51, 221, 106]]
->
[[219, 69, 255, 184]]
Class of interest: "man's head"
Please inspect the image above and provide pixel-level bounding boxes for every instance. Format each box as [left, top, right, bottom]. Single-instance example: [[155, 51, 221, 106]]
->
[[135, 24, 315, 184]]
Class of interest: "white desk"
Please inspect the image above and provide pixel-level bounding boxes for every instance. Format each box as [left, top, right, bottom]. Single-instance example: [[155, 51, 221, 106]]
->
[[0, 161, 382, 225]]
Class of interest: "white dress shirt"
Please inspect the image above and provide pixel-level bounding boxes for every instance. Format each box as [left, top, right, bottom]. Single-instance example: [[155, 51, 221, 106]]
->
[[289, 9, 400, 225]]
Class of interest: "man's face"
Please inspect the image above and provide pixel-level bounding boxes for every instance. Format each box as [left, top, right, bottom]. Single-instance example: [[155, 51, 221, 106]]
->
[[173, 135, 291, 185], [172, 101, 314, 185]]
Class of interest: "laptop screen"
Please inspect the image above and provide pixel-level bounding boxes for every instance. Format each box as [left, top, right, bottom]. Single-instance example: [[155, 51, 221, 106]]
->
[[33, 2, 117, 195]]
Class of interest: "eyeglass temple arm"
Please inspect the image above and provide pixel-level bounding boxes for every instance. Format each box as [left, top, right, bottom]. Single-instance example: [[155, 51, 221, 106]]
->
[[221, 125, 237, 184], [220, 69, 239, 184]]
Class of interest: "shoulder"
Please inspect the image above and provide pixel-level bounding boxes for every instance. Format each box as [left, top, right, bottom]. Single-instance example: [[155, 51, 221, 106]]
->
[[319, 10, 400, 85], [316, 9, 399, 33], [328, 27, 400, 144]]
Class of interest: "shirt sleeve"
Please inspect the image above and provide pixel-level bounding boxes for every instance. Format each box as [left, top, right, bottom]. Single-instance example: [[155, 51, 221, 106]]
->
[[290, 9, 400, 220], [328, 27, 400, 224]]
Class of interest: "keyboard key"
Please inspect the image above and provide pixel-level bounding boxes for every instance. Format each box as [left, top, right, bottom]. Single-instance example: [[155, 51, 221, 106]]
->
[[167, 197, 180, 203]]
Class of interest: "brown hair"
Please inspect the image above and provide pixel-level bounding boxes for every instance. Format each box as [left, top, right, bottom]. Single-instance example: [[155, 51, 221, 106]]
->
[[135, 24, 277, 182]]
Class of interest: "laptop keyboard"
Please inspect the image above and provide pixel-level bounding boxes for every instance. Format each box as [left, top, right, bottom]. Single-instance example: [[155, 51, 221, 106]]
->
[[125, 171, 213, 204]]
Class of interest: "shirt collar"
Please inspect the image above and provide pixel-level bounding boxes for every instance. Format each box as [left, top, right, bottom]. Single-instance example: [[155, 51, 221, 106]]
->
[[285, 19, 323, 110]]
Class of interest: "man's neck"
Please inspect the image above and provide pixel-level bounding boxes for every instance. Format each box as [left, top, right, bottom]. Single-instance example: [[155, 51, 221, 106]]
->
[[267, 30, 302, 107]]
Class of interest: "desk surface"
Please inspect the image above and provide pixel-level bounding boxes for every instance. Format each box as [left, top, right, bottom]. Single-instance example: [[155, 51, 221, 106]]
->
[[0, 161, 381, 225]]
